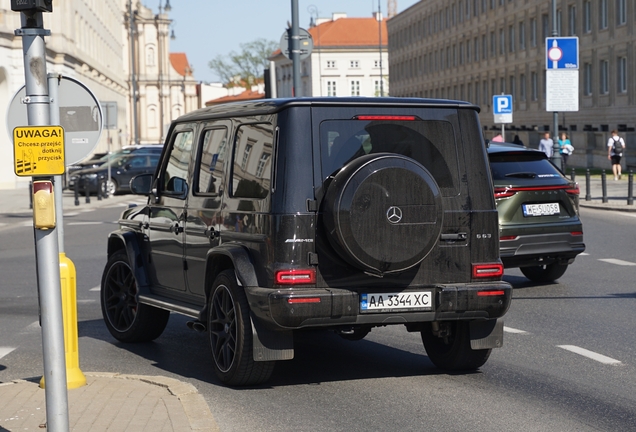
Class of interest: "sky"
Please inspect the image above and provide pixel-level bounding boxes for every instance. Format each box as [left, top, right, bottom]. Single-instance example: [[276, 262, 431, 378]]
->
[[145, 0, 420, 84]]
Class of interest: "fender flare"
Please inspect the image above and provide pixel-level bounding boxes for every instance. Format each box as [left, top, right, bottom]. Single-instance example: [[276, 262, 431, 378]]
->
[[106, 230, 153, 293]]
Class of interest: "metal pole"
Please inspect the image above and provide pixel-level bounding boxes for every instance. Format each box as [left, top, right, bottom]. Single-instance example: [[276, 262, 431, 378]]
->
[[16, 10, 69, 432], [291, 0, 301, 97], [628, 170, 633, 205], [378, 0, 384, 96], [129, 0, 139, 145], [48, 74, 64, 253], [550, 0, 562, 168], [585, 169, 591, 201], [601, 170, 608, 203]]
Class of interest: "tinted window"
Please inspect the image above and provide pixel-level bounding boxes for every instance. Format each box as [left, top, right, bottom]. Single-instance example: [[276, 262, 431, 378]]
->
[[489, 152, 563, 180], [162, 130, 194, 196], [320, 120, 459, 195], [231, 123, 273, 199], [195, 128, 228, 195]]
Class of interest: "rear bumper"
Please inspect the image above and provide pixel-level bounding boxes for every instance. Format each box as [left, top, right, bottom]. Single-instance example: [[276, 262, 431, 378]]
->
[[246, 282, 512, 329], [500, 231, 585, 268]]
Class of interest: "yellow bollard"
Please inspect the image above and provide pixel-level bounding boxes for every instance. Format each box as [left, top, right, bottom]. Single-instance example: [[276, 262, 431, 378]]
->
[[40, 253, 87, 389]]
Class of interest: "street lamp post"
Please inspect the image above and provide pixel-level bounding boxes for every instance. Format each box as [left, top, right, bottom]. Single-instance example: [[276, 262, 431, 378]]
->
[[156, 0, 172, 142]]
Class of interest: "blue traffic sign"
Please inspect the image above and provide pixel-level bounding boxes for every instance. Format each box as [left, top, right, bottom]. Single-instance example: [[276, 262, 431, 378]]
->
[[546, 37, 579, 69], [493, 95, 512, 114]]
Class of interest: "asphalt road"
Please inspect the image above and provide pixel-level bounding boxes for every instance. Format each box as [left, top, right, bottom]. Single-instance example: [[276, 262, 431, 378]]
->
[[1, 204, 635, 431]]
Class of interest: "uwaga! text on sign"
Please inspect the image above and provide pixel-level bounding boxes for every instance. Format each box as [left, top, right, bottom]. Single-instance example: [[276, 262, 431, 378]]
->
[[13, 126, 65, 176]]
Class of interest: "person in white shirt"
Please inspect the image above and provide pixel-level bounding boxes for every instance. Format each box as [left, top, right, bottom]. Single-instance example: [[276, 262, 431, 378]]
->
[[607, 129, 626, 180], [539, 132, 553, 158]]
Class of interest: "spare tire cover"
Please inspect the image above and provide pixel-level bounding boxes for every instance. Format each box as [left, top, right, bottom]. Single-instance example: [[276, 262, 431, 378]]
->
[[322, 153, 443, 274]]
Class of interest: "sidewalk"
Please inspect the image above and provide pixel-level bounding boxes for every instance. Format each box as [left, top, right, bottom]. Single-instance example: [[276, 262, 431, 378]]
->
[[576, 176, 636, 212], [0, 373, 218, 432], [0, 185, 219, 432]]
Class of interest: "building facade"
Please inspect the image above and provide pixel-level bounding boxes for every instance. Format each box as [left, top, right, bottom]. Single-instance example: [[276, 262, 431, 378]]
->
[[270, 13, 389, 98], [388, 0, 636, 169]]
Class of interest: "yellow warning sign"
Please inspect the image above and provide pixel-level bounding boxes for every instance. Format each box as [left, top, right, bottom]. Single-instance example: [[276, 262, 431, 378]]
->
[[13, 126, 65, 176]]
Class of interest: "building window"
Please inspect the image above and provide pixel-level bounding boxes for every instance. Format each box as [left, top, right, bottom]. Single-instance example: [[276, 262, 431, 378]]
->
[[499, 29, 505, 55], [510, 76, 516, 98], [584, 1, 592, 32], [327, 80, 337, 96], [618, 57, 627, 93], [616, 0, 626, 25], [520, 73, 526, 101], [490, 31, 496, 57], [568, 5, 576, 35], [500, 77, 506, 93], [374, 60, 382, 68], [508, 25, 515, 52], [255, 152, 270, 178], [531, 71, 538, 101], [350, 80, 360, 96], [530, 17, 537, 47], [519, 22, 525, 50], [599, 0, 608, 29], [474, 37, 480, 61], [483, 80, 488, 106], [584, 63, 592, 95], [482, 34, 487, 59], [600, 59, 609, 94], [350, 60, 359, 68], [326, 60, 336, 68], [542, 14, 550, 42]]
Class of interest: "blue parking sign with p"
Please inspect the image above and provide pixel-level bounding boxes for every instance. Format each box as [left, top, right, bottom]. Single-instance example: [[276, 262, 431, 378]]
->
[[493, 95, 513, 123]]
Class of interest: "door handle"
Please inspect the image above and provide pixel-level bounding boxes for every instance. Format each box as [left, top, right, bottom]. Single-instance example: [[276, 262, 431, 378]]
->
[[204, 228, 218, 240], [170, 224, 184, 234]]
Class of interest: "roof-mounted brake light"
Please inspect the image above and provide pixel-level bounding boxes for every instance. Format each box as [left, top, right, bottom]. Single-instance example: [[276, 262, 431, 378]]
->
[[354, 115, 417, 121]]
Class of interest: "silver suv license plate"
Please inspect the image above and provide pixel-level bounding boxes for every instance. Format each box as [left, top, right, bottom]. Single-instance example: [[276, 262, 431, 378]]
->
[[361, 291, 432, 313]]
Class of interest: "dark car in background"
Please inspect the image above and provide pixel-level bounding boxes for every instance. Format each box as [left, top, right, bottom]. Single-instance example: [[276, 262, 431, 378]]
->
[[65, 145, 163, 183], [488, 142, 585, 282], [69, 153, 160, 195]]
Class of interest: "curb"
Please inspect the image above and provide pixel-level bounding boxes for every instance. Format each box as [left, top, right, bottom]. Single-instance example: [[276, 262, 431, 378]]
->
[[85, 373, 219, 432]]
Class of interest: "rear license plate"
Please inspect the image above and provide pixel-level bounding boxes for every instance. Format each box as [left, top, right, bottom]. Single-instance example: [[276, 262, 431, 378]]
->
[[360, 291, 432, 313], [522, 203, 560, 217]]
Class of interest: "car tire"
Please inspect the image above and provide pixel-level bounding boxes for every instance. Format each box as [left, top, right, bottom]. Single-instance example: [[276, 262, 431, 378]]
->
[[208, 270, 275, 386], [106, 178, 118, 196], [520, 263, 569, 283], [101, 251, 170, 342], [322, 153, 443, 274], [421, 322, 491, 371]]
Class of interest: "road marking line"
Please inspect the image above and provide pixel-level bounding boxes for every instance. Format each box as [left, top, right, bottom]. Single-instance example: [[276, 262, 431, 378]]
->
[[90, 286, 100, 291], [504, 326, 528, 334], [67, 222, 103, 226], [598, 258, 636, 266], [0, 347, 16, 360], [64, 212, 80, 216], [77, 299, 96, 303], [580, 252, 589, 256], [557, 345, 622, 365]]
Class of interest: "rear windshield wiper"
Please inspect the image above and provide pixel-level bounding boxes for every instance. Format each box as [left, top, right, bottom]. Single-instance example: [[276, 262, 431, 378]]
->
[[504, 172, 537, 178]]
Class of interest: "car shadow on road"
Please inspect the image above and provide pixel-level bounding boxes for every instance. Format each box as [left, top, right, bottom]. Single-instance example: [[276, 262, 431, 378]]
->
[[77, 315, 476, 389]]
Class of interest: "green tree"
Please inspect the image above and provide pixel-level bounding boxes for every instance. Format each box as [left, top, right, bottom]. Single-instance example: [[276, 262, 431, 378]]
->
[[209, 38, 277, 90]]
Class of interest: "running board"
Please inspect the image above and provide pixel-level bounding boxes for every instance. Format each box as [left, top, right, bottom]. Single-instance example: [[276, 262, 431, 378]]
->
[[138, 294, 201, 318]]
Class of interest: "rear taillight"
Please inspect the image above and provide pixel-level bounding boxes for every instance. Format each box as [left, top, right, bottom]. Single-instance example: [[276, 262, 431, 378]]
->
[[287, 297, 321, 304], [571, 231, 583, 236], [566, 184, 580, 195], [500, 235, 518, 241], [494, 187, 516, 198], [477, 290, 506, 297], [472, 263, 504, 279], [275, 269, 316, 285]]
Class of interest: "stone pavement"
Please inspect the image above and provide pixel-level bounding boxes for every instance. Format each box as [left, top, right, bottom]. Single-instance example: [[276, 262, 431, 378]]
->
[[0, 373, 218, 432], [576, 175, 636, 213], [0, 184, 219, 432]]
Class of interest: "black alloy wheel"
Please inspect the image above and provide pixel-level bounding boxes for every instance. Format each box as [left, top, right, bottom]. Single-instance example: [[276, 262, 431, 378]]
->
[[101, 251, 169, 342], [208, 270, 274, 386]]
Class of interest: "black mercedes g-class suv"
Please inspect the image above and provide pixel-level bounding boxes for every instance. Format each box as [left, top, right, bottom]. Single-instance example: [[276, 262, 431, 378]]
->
[[100, 98, 512, 386]]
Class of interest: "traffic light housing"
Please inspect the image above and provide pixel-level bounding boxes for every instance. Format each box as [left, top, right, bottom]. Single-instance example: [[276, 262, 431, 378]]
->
[[11, 0, 53, 13]]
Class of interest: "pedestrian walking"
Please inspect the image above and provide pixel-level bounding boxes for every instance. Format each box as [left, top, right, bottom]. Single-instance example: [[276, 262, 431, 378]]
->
[[559, 132, 574, 168], [491, 133, 504, 142], [607, 129, 626, 180], [539, 131, 553, 158], [512, 134, 524, 146]]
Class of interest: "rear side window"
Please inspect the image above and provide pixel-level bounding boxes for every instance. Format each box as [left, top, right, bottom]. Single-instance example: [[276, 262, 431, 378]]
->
[[320, 119, 459, 195], [195, 128, 228, 195], [162, 129, 194, 196], [231, 123, 274, 199], [489, 152, 563, 181]]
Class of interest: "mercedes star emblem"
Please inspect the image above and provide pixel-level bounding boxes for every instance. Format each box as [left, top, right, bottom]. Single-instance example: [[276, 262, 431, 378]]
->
[[386, 206, 403, 224]]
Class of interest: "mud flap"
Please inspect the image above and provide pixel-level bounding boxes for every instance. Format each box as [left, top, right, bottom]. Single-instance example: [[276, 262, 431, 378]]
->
[[251, 314, 294, 361], [469, 319, 504, 350]]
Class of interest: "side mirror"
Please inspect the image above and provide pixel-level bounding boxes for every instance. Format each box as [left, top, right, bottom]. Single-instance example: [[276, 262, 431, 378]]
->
[[130, 173, 153, 195], [166, 176, 189, 199]]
